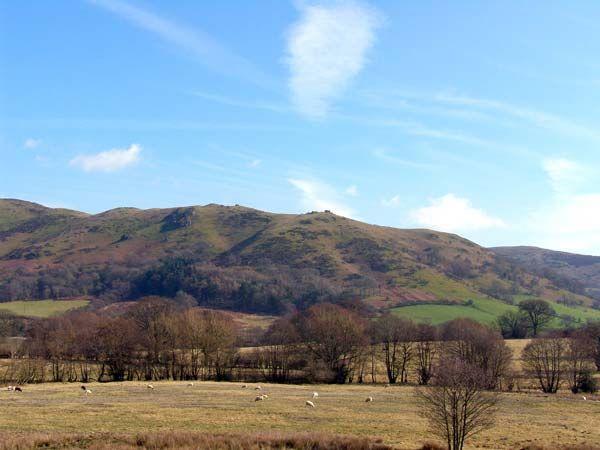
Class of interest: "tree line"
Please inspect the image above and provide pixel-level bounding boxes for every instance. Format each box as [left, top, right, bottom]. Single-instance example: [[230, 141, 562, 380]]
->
[[2, 298, 598, 394]]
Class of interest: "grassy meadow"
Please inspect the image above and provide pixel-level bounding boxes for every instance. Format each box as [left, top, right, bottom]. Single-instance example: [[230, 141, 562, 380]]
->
[[0, 381, 598, 449], [0, 299, 89, 318], [392, 295, 600, 326]]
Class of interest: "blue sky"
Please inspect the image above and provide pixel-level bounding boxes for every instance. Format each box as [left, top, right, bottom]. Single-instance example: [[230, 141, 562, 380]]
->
[[3, 1, 600, 254]]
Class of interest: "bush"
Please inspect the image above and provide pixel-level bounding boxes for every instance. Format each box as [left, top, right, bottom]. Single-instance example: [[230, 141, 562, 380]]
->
[[572, 370, 598, 394]]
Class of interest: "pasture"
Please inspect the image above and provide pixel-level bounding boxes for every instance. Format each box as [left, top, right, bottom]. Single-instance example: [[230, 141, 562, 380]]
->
[[0, 299, 89, 318], [0, 381, 598, 449]]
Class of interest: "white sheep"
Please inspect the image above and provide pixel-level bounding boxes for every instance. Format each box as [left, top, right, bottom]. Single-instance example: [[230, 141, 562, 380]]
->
[[254, 386, 262, 391], [583, 396, 587, 401], [261, 394, 269, 399], [147, 384, 154, 390], [305, 400, 316, 408], [254, 395, 264, 402], [7, 386, 14, 391], [187, 382, 194, 387], [85, 389, 92, 395], [365, 396, 373, 402], [312, 392, 319, 399]]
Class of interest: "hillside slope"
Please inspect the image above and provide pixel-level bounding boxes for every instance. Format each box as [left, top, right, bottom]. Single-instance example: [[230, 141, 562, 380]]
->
[[492, 246, 600, 300], [0, 199, 596, 322]]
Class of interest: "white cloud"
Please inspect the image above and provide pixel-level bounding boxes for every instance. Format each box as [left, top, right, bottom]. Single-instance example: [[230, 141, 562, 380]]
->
[[529, 194, 600, 254], [411, 193, 505, 233], [70, 144, 141, 172], [89, 0, 271, 88], [542, 157, 586, 194], [285, 1, 382, 118], [248, 159, 262, 168], [289, 178, 356, 218], [24, 138, 41, 149], [525, 159, 600, 254], [381, 195, 401, 207], [345, 185, 358, 196]]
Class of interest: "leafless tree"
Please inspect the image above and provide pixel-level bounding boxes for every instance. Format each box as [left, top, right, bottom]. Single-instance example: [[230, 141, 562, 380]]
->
[[415, 323, 438, 385], [522, 337, 565, 393], [371, 313, 416, 384], [417, 356, 500, 450], [565, 332, 596, 393], [298, 303, 368, 383], [441, 319, 512, 389]]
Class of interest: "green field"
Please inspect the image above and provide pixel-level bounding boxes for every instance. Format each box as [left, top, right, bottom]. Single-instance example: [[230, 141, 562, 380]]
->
[[392, 294, 600, 326], [0, 299, 89, 318]]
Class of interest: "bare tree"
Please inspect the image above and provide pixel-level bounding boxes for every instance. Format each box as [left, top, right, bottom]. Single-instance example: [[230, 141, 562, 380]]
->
[[565, 331, 596, 393], [371, 313, 415, 384], [417, 357, 499, 450], [580, 321, 600, 371], [257, 317, 300, 383], [415, 323, 438, 385], [522, 337, 564, 393], [298, 303, 367, 384], [442, 319, 512, 389]]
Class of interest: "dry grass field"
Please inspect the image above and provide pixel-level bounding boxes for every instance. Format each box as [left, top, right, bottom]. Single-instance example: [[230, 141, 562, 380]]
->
[[0, 381, 598, 449]]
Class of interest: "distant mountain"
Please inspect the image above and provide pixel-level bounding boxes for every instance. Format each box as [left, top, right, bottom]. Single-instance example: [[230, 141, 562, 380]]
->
[[0, 199, 595, 318], [491, 246, 600, 300]]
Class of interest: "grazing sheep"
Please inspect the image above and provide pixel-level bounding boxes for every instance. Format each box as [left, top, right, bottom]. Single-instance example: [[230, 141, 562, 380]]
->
[[254, 395, 264, 402], [147, 384, 154, 390], [7, 386, 14, 391], [254, 386, 261, 391], [384, 383, 390, 388], [187, 382, 194, 387], [81, 385, 87, 391], [312, 392, 319, 399], [14, 387, 22, 392], [365, 396, 373, 402], [241, 384, 247, 389], [305, 400, 316, 408], [85, 389, 92, 395], [261, 394, 269, 399]]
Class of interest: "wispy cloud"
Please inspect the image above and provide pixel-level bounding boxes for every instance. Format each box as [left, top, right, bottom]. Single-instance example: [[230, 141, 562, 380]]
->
[[345, 185, 358, 196], [356, 117, 537, 158], [411, 193, 505, 233], [285, 1, 382, 118], [542, 157, 587, 194], [248, 159, 262, 168], [381, 195, 401, 207], [190, 91, 288, 113], [70, 144, 141, 172], [436, 93, 600, 140], [289, 178, 357, 218], [23, 138, 41, 149], [89, 0, 272, 88], [389, 90, 600, 142], [372, 148, 436, 170]]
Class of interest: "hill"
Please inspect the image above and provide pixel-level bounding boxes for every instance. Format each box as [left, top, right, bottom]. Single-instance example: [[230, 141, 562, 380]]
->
[[0, 198, 597, 323], [491, 246, 600, 301]]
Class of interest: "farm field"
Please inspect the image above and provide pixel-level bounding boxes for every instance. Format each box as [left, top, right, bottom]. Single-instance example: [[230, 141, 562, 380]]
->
[[0, 299, 89, 318], [392, 295, 600, 326], [0, 381, 598, 449]]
